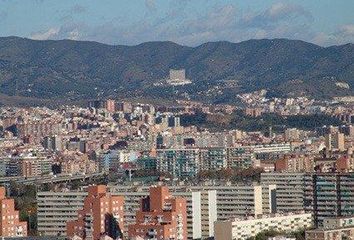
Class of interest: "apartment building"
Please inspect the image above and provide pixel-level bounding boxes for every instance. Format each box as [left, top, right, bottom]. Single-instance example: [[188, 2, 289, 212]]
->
[[186, 184, 274, 221], [261, 172, 307, 213], [37, 190, 87, 237], [305, 173, 354, 227], [37, 185, 217, 239], [155, 144, 291, 177], [128, 186, 187, 240], [156, 149, 200, 178], [252, 143, 292, 160], [325, 132, 345, 152], [0, 187, 27, 237], [226, 147, 254, 169], [261, 172, 354, 227], [66, 185, 125, 240], [16, 120, 62, 143], [200, 147, 227, 171], [3, 155, 52, 177], [305, 216, 354, 240], [37, 183, 276, 239], [111, 185, 217, 240], [215, 212, 313, 240], [306, 227, 354, 240], [275, 154, 315, 172]]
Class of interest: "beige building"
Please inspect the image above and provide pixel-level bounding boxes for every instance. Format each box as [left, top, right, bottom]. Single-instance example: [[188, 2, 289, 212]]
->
[[184, 184, 276, 221], [37, 185, 218, 240], [305, 227, 354, 240], [37, 190, 87, 237], [306, 216, 354, 240], [111, 185, 217, 240], [37, 183, 276, 239], [215, 212, 313, 240], [261, 172, 307, 213], [325, 132, 345, 152]]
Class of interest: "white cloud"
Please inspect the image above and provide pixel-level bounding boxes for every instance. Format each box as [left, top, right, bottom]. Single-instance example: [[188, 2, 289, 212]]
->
[[30, 27, 60, 40], [27, 2, 353, 47], [67, 29, 80, 40], [310, 24, 354, 46], [337, 24, 354, 37], [267, 2, 310, 19]]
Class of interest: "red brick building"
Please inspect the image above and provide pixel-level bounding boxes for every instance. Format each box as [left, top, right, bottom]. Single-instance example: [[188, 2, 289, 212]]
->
[[128, 186, 187, 240], [66, 185, 124, 240], [105, 99, 116, 113], [0, 187, 27, 237]]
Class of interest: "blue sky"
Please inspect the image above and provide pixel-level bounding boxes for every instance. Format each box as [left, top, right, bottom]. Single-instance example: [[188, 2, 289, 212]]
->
[[0, 0, 353, 46]]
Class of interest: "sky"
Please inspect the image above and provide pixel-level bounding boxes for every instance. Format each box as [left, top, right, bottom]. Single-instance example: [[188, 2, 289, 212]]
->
[[0, 0, 353, 46]]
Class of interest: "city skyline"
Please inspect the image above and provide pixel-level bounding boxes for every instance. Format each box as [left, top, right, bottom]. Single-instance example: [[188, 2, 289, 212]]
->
[[1, 1, 354, 239], [0, 0, 353, 46]]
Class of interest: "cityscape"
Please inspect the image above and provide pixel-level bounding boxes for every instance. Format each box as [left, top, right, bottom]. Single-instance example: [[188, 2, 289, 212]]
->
[[0, 1, 354, 240]]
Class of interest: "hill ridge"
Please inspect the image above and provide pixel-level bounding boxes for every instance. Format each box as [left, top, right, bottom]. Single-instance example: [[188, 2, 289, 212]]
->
[[0, 36, 353, 103]]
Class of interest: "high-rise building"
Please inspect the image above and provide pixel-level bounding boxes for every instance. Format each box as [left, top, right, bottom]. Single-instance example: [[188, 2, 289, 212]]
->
[[37, 185, 216, 239], [116, 102, 133, 113], [112, 185, 216, 239], [66, 185, 124, 240], [261, 172, 354, 227], [226, 147, 254, 169], [168, 116, 181, 128], [37, 190, 87, 237], [43, 135, 62, 152], [156, 148, 200, 178], [167, 69, 192, 86], [189, 185, 267, 221], [305, 173, 354, 227], [261, 172, 309, 213], [105, 99, 116, 113], [200, 147, 227, 170], [88, 100, 105, 109], [0, 187, 27, 237], [128, 186, 187, 240], [325, 132, 345, 152]]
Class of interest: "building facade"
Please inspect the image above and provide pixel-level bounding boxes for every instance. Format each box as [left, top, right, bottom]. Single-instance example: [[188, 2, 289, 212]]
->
[[128, 186, 187, 240], [215, 212, 313, 240], [66, 185, 124, 240], [112, 185, 216, 240], [305, 216, 354, 240], [0, 187, 27, 237], [261, 172, 354, 227], [37, 190, 87, 237]]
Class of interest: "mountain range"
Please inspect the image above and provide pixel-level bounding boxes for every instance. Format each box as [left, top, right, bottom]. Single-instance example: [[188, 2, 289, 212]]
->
[[0, 36, 353, 105]]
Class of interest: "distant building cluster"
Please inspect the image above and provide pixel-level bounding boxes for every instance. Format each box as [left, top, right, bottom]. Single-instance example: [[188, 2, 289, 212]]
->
[[0, 93, 354, 239], [166, 69, 192, 86]]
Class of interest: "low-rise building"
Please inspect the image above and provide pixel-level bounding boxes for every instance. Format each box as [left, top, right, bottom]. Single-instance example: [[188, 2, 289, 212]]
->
[[215, 212, 313, 240], [305, 216, 354, 240]]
